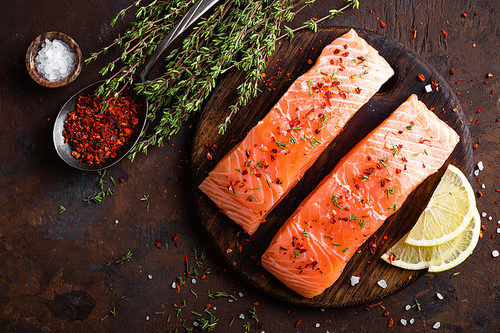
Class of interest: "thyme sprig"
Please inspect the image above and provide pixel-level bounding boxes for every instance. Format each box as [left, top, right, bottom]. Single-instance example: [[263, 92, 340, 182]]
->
[[88, 0, 359, 160], [115, 251, 133, 264]]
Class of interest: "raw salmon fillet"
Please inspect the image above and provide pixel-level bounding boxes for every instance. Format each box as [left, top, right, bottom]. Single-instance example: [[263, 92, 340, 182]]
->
[[261, 94, 460, 298], [199, 29, 394, 235]]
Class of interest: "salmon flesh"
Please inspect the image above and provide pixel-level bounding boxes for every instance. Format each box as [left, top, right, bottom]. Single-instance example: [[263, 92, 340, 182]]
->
[[199, 29, 394, 235], [261, 94, 460, 298]]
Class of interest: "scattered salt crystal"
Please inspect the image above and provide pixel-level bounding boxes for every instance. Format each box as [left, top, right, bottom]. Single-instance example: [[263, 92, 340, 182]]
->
[[497, 228, 500, 234], [148, 274, 152, 280], [193, 321, 199, 327], [436, 293, 444, 300], [35, 39, 76, 82], [238, 292, 244, 298], [315, 323, 320, 327], [213, 307, 217, 311], [171, 282, 177, 289], [489, 216, 493, 221], [350, 276, 360, 286], [145, 316, 149, 321], [425, 84, 432, 93], [377, 279, 387, 288], [477, 161, 484, 170], [481, 184, 486, 188], [474, 169, 480, 176], [320, 308, 326, 312], [228, 299, 233, 303], [410, 318, 415, 324], [400, 319, 407, 326], [492, 250, 499, 257], [115, 219, 119, 224], [191, 278, 196, 284], [433, 321, 441, 329], [405, 304, 411, 310], [498, 221, 500, 225], [482, 212, 487, 218], [239, 314, 245, 319]]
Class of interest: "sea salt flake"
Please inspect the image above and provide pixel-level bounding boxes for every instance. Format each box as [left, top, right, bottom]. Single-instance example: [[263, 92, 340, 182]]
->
[[115, 219, 119, 224], [238, 292, 244, 298], [477, 161, 484, 170], [489, 216, 493, 220], [433, 321, 441, 329], [146, 316, 149, 321], [497, 228, 500, 234], [425, 84, 432, 93], [474, 169, 479, 176], [315, 323, 320, 327], [171, 282, 177, 289], [350, 276, 360, 286], [492, 250, 499, 257], [482, 212, 487, 218], [436, 293, 444, 300], [193, 321, 199, 327], [400, 319, 407, 326], [35, 38, 75, 82], [320, 308, 326, 312], [410, 318, 415, 324], [148, 274, 152, 280], [228, 299, 233, 303], [481, 184, 486, 188], [239, 314, 245, 319], [191, 278, 196, 284], [405, 304, 411, 310], [377, 279, 387, 288]]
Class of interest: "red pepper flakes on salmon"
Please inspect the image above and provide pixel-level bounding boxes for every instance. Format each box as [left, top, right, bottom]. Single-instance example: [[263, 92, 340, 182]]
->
[[199, 29, 394, 235], [261, 95, 459, 298]]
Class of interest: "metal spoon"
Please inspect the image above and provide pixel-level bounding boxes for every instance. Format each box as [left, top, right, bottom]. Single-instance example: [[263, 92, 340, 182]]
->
[[53, 0, 220, 171]]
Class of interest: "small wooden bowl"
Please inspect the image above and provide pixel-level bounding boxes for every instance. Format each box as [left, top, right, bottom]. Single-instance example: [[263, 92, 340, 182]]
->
[[26, 32, 83, 88]]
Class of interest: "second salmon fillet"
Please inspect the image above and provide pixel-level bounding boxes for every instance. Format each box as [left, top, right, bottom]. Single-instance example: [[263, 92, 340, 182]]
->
[[261, 95, 460, 298], [199, 29, 394, 235]]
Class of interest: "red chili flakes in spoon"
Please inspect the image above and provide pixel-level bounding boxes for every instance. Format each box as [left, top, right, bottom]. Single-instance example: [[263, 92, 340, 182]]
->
[[63, 92, 140, 165]]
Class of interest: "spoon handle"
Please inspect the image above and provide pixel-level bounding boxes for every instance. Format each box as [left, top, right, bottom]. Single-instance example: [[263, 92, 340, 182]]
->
[[137, 0, 220, 83]]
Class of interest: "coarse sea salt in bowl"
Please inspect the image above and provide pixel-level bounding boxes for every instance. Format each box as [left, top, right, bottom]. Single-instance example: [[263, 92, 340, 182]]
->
[[26, 32, 82, 88]]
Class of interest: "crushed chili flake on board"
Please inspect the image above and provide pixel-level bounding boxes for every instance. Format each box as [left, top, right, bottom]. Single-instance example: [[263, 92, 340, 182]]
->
[[155, 239, 162, 249], [411, 28, 418, 39], [63, 92, 140, 165]]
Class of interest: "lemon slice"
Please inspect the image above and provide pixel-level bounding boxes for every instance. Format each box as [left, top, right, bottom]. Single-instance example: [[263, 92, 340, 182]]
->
[[381, 209, 480, 272], [404, 164, 475, 247]]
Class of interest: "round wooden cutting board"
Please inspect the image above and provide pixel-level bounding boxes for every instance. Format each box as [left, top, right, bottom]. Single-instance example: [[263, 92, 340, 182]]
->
[[189, 27, 473, 308]]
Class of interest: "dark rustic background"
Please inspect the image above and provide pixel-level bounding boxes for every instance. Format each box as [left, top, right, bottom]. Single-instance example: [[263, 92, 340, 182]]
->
[[1, 0, 499, 332]]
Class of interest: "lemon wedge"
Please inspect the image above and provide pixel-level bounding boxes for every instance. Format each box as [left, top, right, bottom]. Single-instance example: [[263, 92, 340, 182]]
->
[[404, 164, 475, 247], [381, 209, 480, 272]]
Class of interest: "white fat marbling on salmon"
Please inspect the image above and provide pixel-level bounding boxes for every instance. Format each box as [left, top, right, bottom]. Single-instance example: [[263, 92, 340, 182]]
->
[[262, 95, 459, 298], [199, 29, 395, 235]]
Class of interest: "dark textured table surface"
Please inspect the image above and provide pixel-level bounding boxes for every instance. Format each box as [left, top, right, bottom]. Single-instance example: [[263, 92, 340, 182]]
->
[[1, 1, 499, 332]]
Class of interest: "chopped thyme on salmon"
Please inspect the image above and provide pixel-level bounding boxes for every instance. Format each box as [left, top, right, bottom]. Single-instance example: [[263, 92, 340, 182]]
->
[[199, 29, 394, 235], [261, 95, 460, 298]]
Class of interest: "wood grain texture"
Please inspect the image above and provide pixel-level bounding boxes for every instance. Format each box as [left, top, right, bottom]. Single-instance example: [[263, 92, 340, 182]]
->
[[190, 27, 473, 308]]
